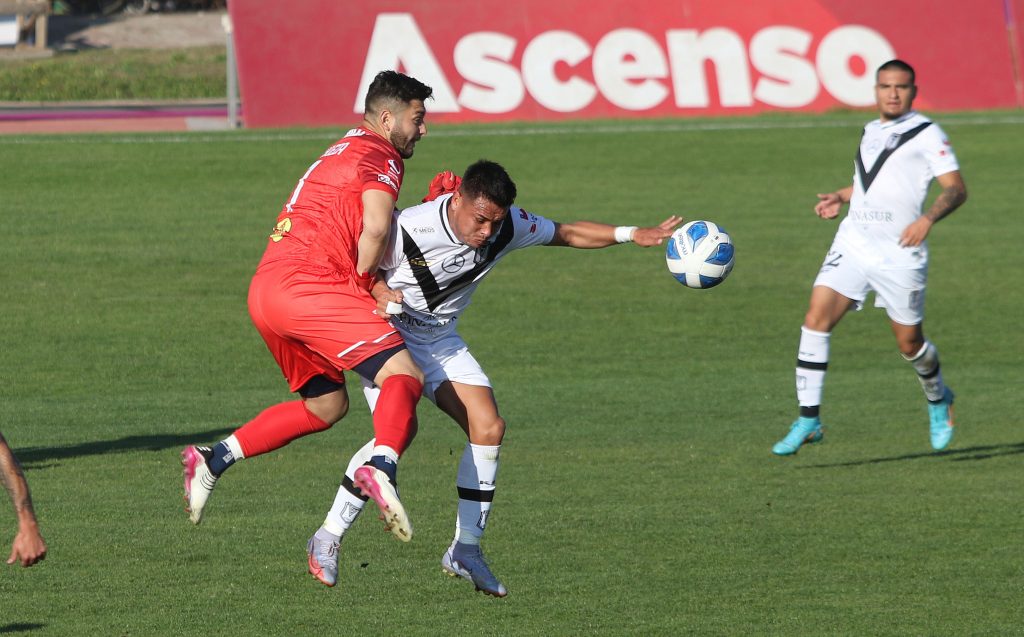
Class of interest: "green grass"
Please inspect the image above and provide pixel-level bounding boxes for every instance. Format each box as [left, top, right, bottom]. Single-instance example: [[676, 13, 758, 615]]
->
[[0, 46, 226, 101], [1, 113, 1023, 635]]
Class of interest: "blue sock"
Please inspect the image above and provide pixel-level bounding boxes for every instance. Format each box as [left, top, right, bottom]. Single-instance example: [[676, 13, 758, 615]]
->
[[208, 441, 237, 476], [368, 455, 397, 484]]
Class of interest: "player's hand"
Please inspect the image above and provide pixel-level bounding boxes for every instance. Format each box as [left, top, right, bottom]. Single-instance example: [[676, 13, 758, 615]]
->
[[422, 170, 461, 202], [632, 215, 684, 247], [815, 192, 843, 219], [371, 280, 403, 319], [8, 526, 46, 567], [899, 216, 933, 247]]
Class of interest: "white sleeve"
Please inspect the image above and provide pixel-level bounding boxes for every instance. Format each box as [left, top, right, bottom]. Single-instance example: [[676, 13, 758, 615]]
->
[[922, 123, 959, 178], [378, 212, 403, 272], [509, 206, 557, 248]]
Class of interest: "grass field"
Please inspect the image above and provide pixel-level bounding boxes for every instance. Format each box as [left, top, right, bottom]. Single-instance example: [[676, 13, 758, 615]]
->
[[0, 46, 226, 101], [1, 112, 1022, 636]]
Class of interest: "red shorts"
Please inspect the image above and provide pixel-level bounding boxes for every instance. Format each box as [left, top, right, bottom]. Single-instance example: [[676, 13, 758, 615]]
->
[[247, 261, 405, 392]]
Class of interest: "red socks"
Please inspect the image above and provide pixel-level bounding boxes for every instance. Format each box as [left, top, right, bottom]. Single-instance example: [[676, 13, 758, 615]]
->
[[371, 374, 422, 455], [233, 400, 331, 458], [232, 375, 420, 459]]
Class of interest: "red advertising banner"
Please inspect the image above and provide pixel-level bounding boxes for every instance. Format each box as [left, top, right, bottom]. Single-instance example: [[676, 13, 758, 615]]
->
[[228, 0, 1024, 128]]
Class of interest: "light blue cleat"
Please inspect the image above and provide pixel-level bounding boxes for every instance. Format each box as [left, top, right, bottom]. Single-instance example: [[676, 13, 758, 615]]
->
[[928, 388, 955, 451], [772, 417, 824, 456], [441, 541, 508, 598]]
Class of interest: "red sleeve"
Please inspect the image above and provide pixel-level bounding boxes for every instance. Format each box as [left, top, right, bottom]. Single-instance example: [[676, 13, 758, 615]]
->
[[357, 143, 404, 198]]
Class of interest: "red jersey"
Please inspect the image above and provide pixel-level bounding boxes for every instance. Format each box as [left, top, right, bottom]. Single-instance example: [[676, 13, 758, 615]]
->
[[257, 126, 404, 277]]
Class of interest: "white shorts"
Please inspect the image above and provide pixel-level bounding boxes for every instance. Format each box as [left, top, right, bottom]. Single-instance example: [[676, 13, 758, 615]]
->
[[813, 243, 928, 326], [360, 325, 490, 409]]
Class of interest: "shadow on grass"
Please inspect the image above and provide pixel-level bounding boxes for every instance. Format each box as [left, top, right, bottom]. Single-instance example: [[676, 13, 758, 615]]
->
[[800, 441, 1024, 469], [16, 428, 234, 466], [0, 624, 46, 634]]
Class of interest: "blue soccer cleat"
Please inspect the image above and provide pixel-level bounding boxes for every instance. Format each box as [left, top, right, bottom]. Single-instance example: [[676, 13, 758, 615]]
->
[[441, 541, 508, 598], [928, 388, 955, 451], [772, 417, 824, 456]]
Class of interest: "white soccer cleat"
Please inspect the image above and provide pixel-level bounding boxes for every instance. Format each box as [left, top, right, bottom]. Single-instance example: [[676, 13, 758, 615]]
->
[[352, 465, 412, 542], [181, 445, 218, 525]]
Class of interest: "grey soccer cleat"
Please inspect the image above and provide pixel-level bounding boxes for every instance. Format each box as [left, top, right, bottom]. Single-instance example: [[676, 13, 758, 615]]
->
[[307, 533, 340, 587], [441, 541, 508, 598]]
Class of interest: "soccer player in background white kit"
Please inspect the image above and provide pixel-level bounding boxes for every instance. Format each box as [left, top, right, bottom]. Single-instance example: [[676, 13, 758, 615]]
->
[[772, 59, 968, 456], [305, 160, 682, 595]]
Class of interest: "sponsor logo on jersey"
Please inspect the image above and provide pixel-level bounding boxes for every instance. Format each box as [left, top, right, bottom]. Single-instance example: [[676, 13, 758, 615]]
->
[[411, 226, 435, 233], [850, 209, 894, 223], [442, 254, 466, 273], [270, 217, 292, 242], [377, 173, 397, 190]]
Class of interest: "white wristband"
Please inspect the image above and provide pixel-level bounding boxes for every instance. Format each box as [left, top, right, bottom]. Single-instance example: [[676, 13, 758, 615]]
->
[[614, 226, 638, 243]]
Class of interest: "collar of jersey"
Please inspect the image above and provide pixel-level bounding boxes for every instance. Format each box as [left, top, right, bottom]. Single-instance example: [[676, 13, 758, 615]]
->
[[439, 195, 461, 245], [878, 110, 919, 129]]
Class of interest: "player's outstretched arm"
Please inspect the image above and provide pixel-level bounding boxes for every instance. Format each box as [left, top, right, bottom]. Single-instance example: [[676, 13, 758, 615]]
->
[[1, 432, 47, 568], [550, 215, 683, 248]]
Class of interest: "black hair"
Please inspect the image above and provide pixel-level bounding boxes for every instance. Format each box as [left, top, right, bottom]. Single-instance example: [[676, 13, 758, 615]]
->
[[876, 59, 915, 84], [364, 70, 434, 115], [460, 160, 517, 209]]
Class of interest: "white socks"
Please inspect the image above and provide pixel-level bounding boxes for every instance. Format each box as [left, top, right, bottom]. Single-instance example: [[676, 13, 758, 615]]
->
[[321, 439, 374, 538], [796, 326, 830, 409], [454, 443, 500, 546], [904, 340, 946, 402]]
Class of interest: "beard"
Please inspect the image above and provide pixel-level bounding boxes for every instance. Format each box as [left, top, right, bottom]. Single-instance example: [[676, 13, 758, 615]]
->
[[390, 128, 416, 158]]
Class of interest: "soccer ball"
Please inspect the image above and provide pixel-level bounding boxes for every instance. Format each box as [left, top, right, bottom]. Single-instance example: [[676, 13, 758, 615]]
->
[[666, 220, 735, 289]]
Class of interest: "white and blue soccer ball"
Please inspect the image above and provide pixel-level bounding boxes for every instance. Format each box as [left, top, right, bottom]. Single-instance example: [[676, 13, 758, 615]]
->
[[666, 220, 735, 289]]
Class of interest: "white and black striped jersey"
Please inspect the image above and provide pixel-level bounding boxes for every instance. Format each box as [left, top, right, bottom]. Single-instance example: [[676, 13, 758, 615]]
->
[[379, 193, 556, 335], [836, 111, 959, 267]]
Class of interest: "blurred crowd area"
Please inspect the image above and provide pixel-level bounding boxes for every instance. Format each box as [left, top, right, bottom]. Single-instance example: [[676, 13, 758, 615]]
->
[[53, 0, 226, 15]]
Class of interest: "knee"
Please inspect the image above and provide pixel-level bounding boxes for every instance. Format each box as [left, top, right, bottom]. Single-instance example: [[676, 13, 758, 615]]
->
[[803, 310, 831, 333], [470, 416, 505, 446], [305, 391, 349, 425], [898, 339, 925, 359]]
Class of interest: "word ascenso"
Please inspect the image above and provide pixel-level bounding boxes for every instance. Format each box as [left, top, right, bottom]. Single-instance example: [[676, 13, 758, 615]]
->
[[355, 14, 896, 114]]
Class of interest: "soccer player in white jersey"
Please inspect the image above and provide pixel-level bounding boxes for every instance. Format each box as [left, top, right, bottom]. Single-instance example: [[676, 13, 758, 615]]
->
[[772, 59, 968, 456], [305, 160, 682, 595]]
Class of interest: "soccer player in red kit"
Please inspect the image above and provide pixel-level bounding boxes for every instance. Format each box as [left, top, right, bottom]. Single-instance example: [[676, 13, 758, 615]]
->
[[181, 71, 433, 546]]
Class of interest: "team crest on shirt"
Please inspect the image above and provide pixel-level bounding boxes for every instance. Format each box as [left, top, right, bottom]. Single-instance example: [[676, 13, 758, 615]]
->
[[442, 254, 466, 273], [884, 133, 901, 150], [270, 217, 291, 242]]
